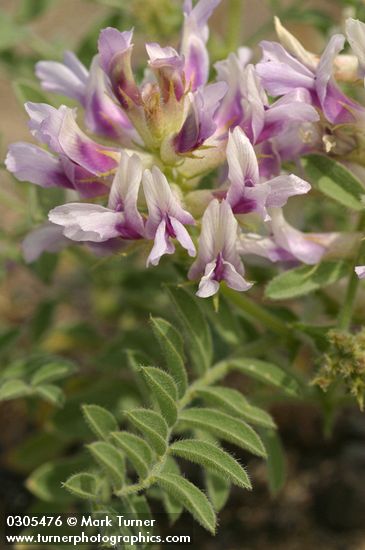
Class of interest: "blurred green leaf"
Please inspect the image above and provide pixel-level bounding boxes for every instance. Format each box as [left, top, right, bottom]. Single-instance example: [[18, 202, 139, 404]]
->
[[229, 358, 302, 397], [262, 429, 286, 496], [34, 384, 65, 406], [0, 379, 31, 400], [26, 454, 89, 502], [17, 0, 55, 22], [0, 11, 27, 51], [302, 155, 365, 211], [167, 286, 213, 374], [31, 360, 76, 385], [13, 79, 50, 105], [265, 261, 348, 300]]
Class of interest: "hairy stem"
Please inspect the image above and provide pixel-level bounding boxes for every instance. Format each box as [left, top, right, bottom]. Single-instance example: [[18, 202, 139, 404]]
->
[[337, 214, 365, 330]]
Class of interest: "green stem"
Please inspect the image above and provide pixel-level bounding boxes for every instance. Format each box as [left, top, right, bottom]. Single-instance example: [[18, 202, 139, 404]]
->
[[227, 0, 243, 52], [337, 214, 365, 330], [221, 286, 292, 338]]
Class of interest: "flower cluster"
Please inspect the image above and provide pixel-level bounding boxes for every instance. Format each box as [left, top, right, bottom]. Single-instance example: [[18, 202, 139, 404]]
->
[[6, 1, 365, 297]]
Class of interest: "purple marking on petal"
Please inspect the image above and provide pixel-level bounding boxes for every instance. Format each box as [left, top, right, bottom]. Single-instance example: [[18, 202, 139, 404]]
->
[[98, 28, 133, 73], [58, 109, 119, 174], [60, 157, 109, 198]]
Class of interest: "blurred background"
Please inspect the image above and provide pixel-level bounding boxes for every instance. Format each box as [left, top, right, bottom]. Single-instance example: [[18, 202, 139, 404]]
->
[[2, 1, 365, 549]]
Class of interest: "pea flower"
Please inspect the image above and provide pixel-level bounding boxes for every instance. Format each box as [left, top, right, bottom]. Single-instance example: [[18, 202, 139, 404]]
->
[[225, 127, 311, 220], [48, 151, 144, 242], [256, 32, 365, 125], [142, 167, 196, 266], [355, 266, 365, 279], [188, 199, 252, 298]]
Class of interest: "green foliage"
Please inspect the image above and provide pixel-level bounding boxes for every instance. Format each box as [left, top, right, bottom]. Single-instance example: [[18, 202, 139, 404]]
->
[[302, 155, 365, 211], [56, 292, 292, 540], [140, 366, 178, 425], [82, 404, 119, 441], [170, 439, 251, 489], [150, 316, 188, 397], [228, 358, 302, 397], [195, 386, 276, 429], [111, 432, 153, 478], [167, 286, 213, 373], [155, 473, 216, 534], [262, 430, 286, 496], [265, 261, 349, 300], [124, 408, 168, 455], [27, 455, 89, 502], [0, 356, 77, 407], [62, 473, 98, 500], [88, 442, 125, 488], [178, 408, 267, 457]]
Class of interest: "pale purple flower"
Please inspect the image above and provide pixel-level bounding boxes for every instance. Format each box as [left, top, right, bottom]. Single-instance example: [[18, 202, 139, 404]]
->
[[214, 48, 252, 131], [258, 88, 319, 144], [98, 28, 141, 110], [22, 222, 124, 262], [173, 82, 227, 154], [142, 167, 196, 266], [36, 51, 89, 104], [225, 127, 311, 219], [215, 58, 319, 147], [256, 35, 364, 124], [146, 43, 186, 102], [5, 142, 109, 198], [355, 265, 365, 279], [84, 56, 137, 144], [25, 102, 119, 175], [5, 142, 73, 190], [237, 208, 329, 265], [188, 199, 252, 297], [180, 0, 221, 90], [49, 152, 144, 242]]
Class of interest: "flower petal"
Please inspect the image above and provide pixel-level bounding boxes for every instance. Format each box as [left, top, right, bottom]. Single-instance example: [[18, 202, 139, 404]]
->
[[196, 260, 220, 297], [222, 260, 253, 291], [108, 151, 144, 237], [169, 217, 196, 257], [5, 142, 72, 189], [146, 219, 175, 266], [49, 203, 123, 242], [266, 174, 311, 208], [256, 41, 314, 96], [58, 107, 120, 174], [84, 56, 137, 144], [270, 208, 326, 264], [180, 0, 221, 89], [22, 223, 70, 263], [143, 167, 194, 237], [36, 51, 88, 104]]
